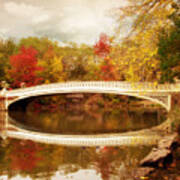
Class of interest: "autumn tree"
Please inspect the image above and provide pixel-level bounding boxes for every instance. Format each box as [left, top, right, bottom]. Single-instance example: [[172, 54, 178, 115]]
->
[[111, 31, 161, 82], [9, 46, 43, 88], [158, 3, 180, 83], [110, 0, 178, 82], [116, 0, 176, 37], [93, 33, 118, 81], [38, 46, 66, 83], [60, 44, 94, 81], [99, 57, 118, 81], [0, 39, 16, 83], [18, 37, 60, 59], [94, 33, 111, 58]]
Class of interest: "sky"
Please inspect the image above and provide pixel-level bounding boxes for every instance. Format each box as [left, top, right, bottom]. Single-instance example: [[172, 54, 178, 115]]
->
[[0, 0, 129, 45]]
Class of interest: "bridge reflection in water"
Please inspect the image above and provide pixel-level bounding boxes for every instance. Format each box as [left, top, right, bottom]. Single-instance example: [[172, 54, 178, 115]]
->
[[0, 110, 169, 147]]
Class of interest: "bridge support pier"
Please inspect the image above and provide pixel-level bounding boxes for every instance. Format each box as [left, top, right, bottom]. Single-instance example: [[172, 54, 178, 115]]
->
[[167, 94, 172, 112], [0, 89, 7, 111], [0, 111, 8, 139], [0, 96, 7, 111], [146, 93, 172, 112]]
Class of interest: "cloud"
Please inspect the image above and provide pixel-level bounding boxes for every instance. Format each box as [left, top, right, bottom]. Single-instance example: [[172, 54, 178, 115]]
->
[[1, 0, 129, 45], [0, 28, 9, 34], [4, 1, 51, 23], [33, 3, 118, 44], [0, 28, 10, 39], [33, 14, 50, 24]]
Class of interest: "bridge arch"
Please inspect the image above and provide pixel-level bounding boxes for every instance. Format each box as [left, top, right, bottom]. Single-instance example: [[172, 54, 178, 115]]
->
[[7, 86, 169, 111], [2, 81, 175, 111]]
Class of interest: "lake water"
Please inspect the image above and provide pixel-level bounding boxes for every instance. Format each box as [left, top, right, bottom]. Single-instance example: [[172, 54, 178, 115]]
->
[[0, 95, 167, 180], [8, 97, 166, 135], [0, 138, 153, 180]]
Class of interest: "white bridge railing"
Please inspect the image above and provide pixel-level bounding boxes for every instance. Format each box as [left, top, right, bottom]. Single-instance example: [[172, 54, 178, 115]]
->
[[5, 81, 180, 97]]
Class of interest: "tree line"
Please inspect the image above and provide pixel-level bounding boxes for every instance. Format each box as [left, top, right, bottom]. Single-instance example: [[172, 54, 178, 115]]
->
[[0, 1, 179, 89]]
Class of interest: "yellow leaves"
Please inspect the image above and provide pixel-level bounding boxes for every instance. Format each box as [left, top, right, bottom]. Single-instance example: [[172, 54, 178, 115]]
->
[[0, 53, 3, 58], [45, 79, 50, 84], [140, 176, 149, 180], [151, 63, 156, 68], [38, 58, 46, 67], [154, 81, 158, 87], [144, 57, 150, 62], [115, 26, 161, 82], [38, 54, 66, 83], [150, 49, 158, 57], [119, 0, 175, 34], [51, 56, 63, 74]]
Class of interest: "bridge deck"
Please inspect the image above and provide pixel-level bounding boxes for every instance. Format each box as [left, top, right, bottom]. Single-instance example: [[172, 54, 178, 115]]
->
[[5, 81, 180, 97], [0, 81, 179, 112]]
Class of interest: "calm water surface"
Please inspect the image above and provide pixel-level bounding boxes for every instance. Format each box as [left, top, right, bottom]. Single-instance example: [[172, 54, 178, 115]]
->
[[0, 96, 167, 180], [9, 106, 166, 135], [0, 138, 153, 180]]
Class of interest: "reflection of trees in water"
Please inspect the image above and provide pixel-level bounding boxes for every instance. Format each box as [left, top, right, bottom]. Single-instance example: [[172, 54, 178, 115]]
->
[[95, 147, 115, 180], [9, 105, 165, 135], [85, 108, 104, 125], [9, 140, 42, 171], [94, 146, 152, 180], [0, 138, 152, 180], [9, 93, 166, 134]]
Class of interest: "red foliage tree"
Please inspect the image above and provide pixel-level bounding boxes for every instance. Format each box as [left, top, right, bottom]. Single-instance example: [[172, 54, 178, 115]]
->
[[100, 57, 117, 81], [94, 33, 111, 58], [94, 33, 117, 80], [9, 46, 43, 88]]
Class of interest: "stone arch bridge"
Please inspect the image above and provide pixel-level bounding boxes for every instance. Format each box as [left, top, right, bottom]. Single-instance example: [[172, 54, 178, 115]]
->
[[0, 81, 180, 112]]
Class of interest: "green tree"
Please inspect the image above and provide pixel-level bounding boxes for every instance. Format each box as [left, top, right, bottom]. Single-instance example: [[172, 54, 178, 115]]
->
[[18, 37, 60, 59], [158, 3, 180, 83], [0, 39, 16, 83]]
